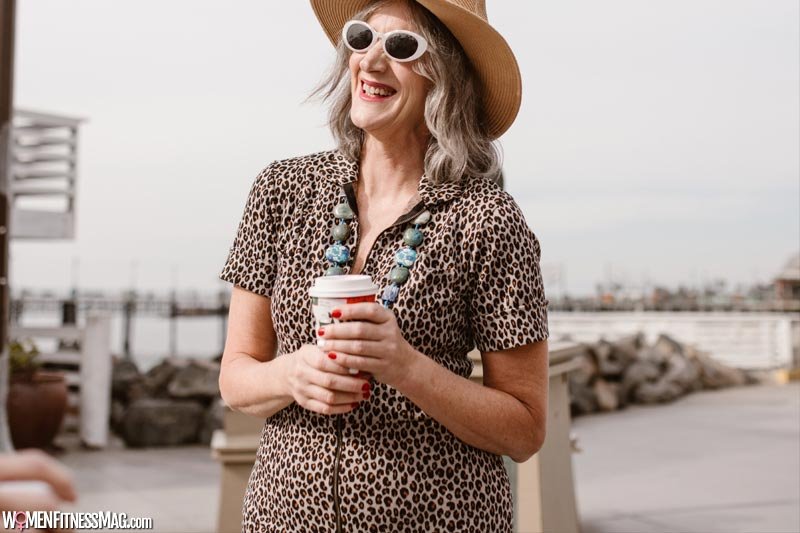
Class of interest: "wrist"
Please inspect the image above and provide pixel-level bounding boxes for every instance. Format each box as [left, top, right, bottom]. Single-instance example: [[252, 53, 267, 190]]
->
[[271, 351, 297, 403], [394, 347, 425, 395]]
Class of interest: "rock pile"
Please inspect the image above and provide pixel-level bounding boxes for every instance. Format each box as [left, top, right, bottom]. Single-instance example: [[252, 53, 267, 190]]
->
[[569, 333, 753, 416], [111, 357, 223, 447]]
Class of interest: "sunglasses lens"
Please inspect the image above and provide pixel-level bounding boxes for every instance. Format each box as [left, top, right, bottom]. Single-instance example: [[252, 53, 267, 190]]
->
[[345, 22, 373, 51], [385, 33, 420, 60]]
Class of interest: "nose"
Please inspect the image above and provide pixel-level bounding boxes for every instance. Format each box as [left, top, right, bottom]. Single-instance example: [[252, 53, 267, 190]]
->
[[359, 40, 388, 72]]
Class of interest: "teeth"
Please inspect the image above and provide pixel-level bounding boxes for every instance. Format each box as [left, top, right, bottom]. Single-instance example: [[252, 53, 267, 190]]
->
[[362, 82, 395, 97]]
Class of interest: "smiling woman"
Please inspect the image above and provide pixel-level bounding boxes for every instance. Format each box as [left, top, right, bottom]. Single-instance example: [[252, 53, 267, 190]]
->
[[217, 1, 549, 532]]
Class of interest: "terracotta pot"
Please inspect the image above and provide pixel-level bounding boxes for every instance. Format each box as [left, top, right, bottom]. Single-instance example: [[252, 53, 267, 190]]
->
[[7, 371, 68, 449]]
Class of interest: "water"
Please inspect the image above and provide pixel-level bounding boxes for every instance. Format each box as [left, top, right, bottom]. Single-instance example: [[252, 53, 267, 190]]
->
[[13, 311, 224, 372]]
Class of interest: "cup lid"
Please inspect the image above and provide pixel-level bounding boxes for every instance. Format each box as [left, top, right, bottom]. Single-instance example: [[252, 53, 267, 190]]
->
[[309, 274, 380, 298]]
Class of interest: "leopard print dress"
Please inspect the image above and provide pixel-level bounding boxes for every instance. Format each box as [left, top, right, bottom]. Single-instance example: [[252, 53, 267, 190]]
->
[[219, 150, 550, 533]]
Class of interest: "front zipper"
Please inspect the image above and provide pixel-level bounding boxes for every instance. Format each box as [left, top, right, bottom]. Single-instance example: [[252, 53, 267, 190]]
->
[[333, 415, 344, 533]]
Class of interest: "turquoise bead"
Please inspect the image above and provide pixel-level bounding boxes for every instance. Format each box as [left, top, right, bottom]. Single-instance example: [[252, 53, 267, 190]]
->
[[332, 222, 350, 242], [325, 243, 350, 265], [413, 210, 431, 225], [325, 266, 346, 276], [389, 266, 410, 285], [395, 247, 417, 268], [381, 284, 400, 304], [333, 202, 355, 220], [403, 227, 423, 247]]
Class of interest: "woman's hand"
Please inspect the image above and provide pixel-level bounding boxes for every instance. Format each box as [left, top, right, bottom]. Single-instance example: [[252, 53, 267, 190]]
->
[[286, 344, 372, 415], [0, 449, 77, 532], [316, 302, 419, 389]]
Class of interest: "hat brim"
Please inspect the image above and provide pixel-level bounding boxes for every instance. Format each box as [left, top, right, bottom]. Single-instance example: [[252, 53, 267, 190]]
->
[[310, 0, 522, 139]]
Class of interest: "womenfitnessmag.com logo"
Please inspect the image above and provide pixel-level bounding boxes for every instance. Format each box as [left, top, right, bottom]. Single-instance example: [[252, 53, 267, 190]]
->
[[2, 510, 154, 531]]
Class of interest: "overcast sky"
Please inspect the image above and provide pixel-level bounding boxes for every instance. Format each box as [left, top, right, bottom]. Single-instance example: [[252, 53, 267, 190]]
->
[[10, 0, 799, 297]]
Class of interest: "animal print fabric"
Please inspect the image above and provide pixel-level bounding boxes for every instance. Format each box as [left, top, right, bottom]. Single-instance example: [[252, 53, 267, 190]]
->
[[219, 149, 549, 532]]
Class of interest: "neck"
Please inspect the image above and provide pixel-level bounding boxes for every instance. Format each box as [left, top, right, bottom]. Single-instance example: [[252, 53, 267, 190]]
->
[[358, 132, 427, 204]]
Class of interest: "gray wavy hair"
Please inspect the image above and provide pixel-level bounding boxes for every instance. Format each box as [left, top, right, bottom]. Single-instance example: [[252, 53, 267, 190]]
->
[[310, 0, 502, 185]]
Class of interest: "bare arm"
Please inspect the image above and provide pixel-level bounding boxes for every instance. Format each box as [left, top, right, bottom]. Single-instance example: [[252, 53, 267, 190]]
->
[[218, 285, 294, 418], [219, 285, 369, 418], [396, 339, 549, 463]]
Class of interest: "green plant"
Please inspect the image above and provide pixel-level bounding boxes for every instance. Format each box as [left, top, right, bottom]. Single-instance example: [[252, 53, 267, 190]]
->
[[8, 338, 41, 377]]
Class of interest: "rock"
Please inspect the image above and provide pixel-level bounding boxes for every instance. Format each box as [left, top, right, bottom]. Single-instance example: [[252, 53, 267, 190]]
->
[[593, 379, 620, 411], [126, 381, 149, 404], [661, 351, 702, 394], [594, 335, 638, 378], [653, 333, 685, 357], [692, 351, 747, 389], [110, 399, 126, 434], [622, 359, 661, 400], [570, 350, 599, 387], [638, 345, 669, 368], [634, 380, 684, 404], [111, 358, 142, 403], [569, 381, 597, 416], [167, 360, 220, 400], [120, 398, 205, 447], [143, 360, 180, 397], [626, 334, 703, 404], [199, 398, 225, 445]]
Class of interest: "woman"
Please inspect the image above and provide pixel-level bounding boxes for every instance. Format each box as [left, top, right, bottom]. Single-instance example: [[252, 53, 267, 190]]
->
[[218, 0, 550, 531]]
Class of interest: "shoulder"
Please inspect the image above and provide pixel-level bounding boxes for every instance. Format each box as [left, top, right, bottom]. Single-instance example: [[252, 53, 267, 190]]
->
[[253, 148, 350, 205], [265, 149, 352, 185], [457, 175, 531, 230]]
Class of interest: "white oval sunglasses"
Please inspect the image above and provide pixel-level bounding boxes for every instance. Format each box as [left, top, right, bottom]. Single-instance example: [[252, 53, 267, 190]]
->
[[341, 20, 429, 63]]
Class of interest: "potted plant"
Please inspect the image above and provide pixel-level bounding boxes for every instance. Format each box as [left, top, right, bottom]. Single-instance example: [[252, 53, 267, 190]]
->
[[6, 338, 68, 449]]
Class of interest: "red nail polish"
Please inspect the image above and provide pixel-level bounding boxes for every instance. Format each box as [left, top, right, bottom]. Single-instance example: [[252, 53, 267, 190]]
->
[[318, 328, 325, 336], [327, 352, 337, 360], [361, 383, 370, 392], [351, 402, 359, 409], [331, 309, 342, 319], [363, 391, 371, 400]]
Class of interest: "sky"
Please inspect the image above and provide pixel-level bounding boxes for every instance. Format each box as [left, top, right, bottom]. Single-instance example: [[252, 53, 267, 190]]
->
[[9, 0, 800, 297]]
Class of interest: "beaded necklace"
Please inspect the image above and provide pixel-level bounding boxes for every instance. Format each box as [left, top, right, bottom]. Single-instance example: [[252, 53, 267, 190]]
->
[[324, 180, 431, 309]]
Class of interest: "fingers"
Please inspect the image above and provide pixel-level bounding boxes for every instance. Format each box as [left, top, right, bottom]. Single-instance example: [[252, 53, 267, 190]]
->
[[294, 345, 374, 416], [0, 485, 62, 514], [305, 383, 364, 406], [304, 346, 352, 375], [329, 302, 391, 324], [0, 450, 76, 503], [302, 398, 358, 416], [307, 367, 369, 395], [298, 379, 366, 416], [326, 352, 377, 375], [318, 338, 383, 359], [317, 319, 382, 343]]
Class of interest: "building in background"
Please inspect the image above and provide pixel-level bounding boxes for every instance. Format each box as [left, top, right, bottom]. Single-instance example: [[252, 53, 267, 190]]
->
[[774, 253, 800, 302]]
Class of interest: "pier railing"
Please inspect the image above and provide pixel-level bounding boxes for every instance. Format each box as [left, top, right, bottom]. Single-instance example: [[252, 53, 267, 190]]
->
[[549, 311, 797, 370]]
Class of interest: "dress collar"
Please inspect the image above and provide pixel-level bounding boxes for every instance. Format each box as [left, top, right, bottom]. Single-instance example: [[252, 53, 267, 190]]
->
[[319, 150, 463, 207]]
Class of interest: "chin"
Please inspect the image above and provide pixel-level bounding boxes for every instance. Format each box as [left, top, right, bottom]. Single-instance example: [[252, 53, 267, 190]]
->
[[350, 113, 385, 133]]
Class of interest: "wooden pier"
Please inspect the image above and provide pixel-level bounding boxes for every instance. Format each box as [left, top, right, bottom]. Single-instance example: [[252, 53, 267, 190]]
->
[[10, 289, 231, 359]]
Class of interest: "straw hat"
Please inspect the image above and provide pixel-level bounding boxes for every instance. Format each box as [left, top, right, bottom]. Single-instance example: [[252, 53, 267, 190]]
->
[[310, 0, 522, 139]]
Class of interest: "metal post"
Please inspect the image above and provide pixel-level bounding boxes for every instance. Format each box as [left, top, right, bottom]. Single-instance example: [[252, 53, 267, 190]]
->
[[0, 0, 16, 452], [59, 294, 79, 351], [169, 290, 177, 357], [219, 289, 227, 357], [122, 291, 135, 360]]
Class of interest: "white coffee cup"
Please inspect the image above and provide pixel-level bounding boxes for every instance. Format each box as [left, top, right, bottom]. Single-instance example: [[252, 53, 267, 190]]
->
[[309, 275, 379, 375]]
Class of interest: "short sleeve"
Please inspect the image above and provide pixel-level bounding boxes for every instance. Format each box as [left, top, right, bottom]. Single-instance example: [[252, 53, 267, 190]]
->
[[218, 163, 279, 298], [468, 194, 550, 352]]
